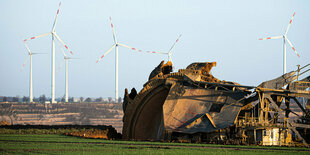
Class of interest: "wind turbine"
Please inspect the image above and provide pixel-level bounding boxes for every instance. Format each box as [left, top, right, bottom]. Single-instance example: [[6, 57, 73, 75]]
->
[[21, 42, 46, 102], [57, 43, 77, 103], [259, 12, 300, 74], [23, 2, 73, 103], [96, 17, 148, 101]]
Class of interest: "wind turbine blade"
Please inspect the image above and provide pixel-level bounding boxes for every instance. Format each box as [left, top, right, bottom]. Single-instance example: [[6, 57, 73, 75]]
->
[[31, 53, 48, 55], [259, 36, 283, 40], [21, 56, 30, 72], [285, 12, 295, 36], [23, 32, 51, 42], [118, 43, 144, 52], [24, 43, 32, 55], [285, 38, 300, 57], [56, 61, 64, 75], [57, 41, 67, 57], [146, 51, 167, 54], [118, 43, 167, 54], [67, 57, 80, 60], [118, 43, 136, 50], [53, 33, 73, 55], [168, 34, 182, 53], [109, 17, 118, 44], [167, 34, 182, 63], [96, 44, 116, 63], [52, 2, 62, 32]]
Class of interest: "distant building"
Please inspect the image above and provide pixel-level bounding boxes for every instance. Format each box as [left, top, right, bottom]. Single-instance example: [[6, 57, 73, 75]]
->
[[73, 98, 79, 103]]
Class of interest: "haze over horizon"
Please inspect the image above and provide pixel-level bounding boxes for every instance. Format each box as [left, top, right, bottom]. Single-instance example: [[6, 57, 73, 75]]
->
[[1, 0, 310, 99]]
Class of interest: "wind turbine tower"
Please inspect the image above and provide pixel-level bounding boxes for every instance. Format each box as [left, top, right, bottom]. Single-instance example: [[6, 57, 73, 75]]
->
[[58, 44, 77, 103]]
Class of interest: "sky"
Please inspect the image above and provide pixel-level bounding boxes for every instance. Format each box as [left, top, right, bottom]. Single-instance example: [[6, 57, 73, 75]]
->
[[0, 0, 309, 99]]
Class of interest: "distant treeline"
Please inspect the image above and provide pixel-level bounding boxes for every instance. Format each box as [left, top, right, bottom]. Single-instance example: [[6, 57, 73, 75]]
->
[[0, 96, 123, 103]]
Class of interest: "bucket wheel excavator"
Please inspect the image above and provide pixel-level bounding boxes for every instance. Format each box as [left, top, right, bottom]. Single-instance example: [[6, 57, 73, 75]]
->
[[122, 61, 310, 146]]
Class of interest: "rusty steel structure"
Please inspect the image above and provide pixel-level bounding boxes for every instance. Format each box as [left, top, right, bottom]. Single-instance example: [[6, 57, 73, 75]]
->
[[122, 61, 310, 146]]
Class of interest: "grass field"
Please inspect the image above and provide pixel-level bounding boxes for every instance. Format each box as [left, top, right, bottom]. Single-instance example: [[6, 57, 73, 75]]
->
[[0, 134, 310, 154]]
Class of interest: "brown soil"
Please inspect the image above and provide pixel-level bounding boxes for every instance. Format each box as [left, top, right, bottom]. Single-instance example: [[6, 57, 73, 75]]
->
[[65, 128, 119, 139]]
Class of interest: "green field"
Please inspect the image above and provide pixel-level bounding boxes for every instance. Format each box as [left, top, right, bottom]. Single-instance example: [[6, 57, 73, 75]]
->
[[0, 134, 309, 154]]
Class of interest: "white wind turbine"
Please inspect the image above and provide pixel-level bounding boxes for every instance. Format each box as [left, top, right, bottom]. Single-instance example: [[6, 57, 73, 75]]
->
[[21, 43, 45, 103], [259, 12, 300, 74], [96, 17, 150, 101], [23, 2, 73, 103], [57, 43, 77, 103]]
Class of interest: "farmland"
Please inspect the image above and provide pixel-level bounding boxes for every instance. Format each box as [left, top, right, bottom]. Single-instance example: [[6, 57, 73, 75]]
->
[[0, 134, 310, 154], [0, 102, 123, 133]]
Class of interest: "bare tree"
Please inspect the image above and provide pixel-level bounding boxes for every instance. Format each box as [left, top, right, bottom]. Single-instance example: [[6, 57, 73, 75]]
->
[[3, 96, 8, 102], [39, 95, 46, 103], [118, 97, 122, 103], [22, 96, 29, 102], [69, 97, 74, 102], [12, 97, 18, 102], [108, 97, 112, 103], [95, 97, 103, 102], [85, 97, 92, 102]]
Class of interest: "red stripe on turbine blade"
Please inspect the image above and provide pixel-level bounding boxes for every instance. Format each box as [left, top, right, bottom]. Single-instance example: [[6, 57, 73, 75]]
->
[[289, 20, 292, 24], [23, 39, 27, 42], [176, 39, 179, 42], [31, 37, 35, 39], [259, 38, 263, 40], [293, 12, 295, 16], [297, 54, 300, 57], [267, 37, 271, 39], [292, 47, 295, 51], [65, 45, 68, 49], [96, 60, 99, 63], [70, 51, 73, 55], [131, 48, 136, 50], [138, 50, 142, 52], [111, 23, 113, 28], [101, 55, 104, 58], [152, 51, 156, 53]]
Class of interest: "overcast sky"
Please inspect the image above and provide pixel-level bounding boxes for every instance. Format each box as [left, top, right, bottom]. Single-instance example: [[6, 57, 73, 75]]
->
[[1, 0, 309, 99]]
